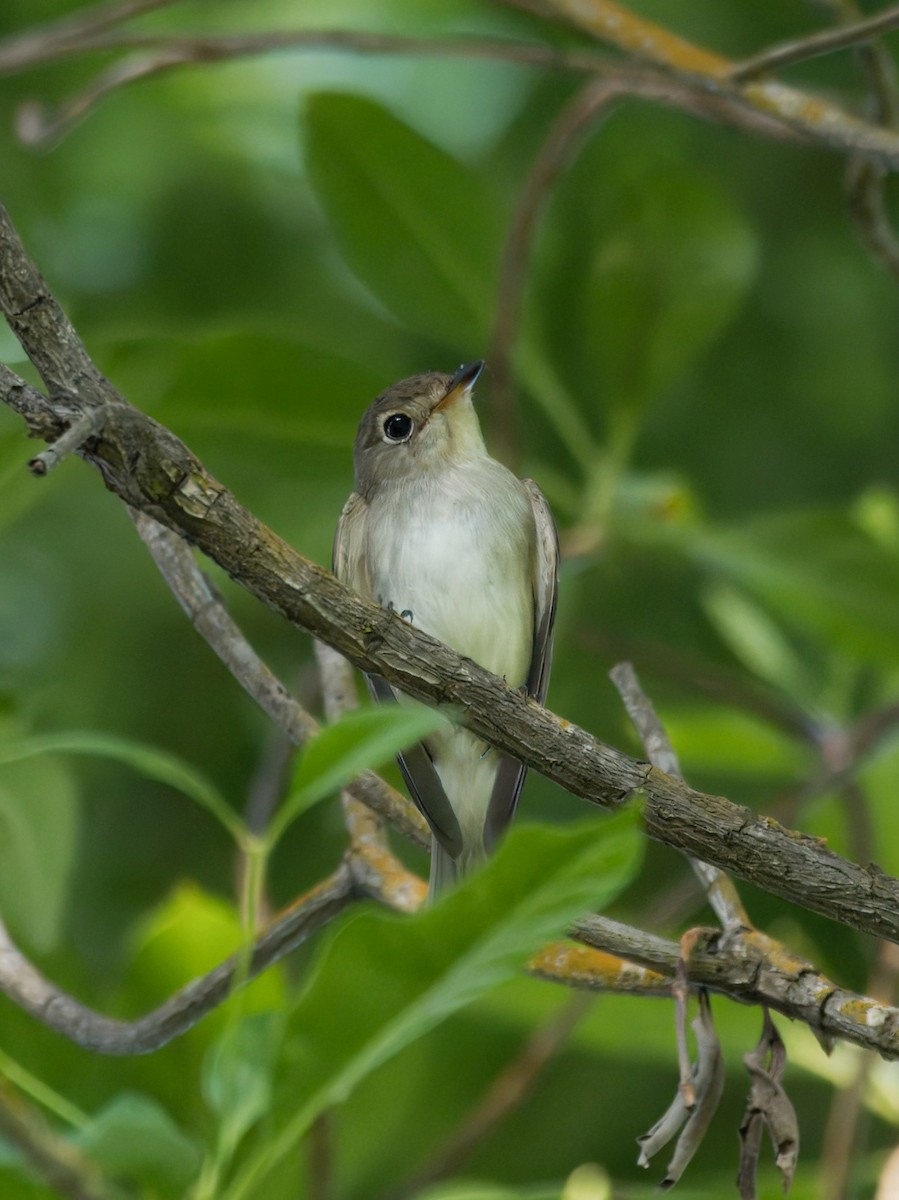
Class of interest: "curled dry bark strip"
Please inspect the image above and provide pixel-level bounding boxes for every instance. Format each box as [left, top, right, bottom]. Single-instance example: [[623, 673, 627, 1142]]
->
[[3, 204, 899, 949], [673, 954, 696, 1110], [569, 914, 899, 1060], [636, 991, 726, 1187], [738, 1011, 799, 1198]]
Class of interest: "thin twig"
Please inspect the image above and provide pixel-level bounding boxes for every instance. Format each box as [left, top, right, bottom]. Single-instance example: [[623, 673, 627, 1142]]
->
[[731, 3, 899, 83], [487, 63, 806, 465], [392, 993, 592, 1199], [307, 1113, 334, 1200], [834, 0, 899, 282], [28, 407, 105, 475], [0, 1079, 114, 1200], [6, 30, 614, 146], [609, 661, 750, 931], [0, 24, 612, 77], [315, 640, 428, 913], [561, 914, 899, 1059], [0, 0, 180, 73], [132, 512, 428, 849], [0, 870, 355, 1054], [527, 0, 899, 167], [489, 78, 624, 464]]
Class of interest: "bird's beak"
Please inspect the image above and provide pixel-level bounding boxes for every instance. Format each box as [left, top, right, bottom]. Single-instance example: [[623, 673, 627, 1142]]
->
[[432, 360, 484, 414]]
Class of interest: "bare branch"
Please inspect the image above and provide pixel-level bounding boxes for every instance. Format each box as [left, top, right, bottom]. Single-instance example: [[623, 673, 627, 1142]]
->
[[529, 0, 899, 167], [3, 28, 612, 146], [568, 914, 899, 1060], [131, 512, 428, 849], [0, 0, 180, 74], [28, 407, 106, 476], [315, 639, 428, 913], [0, 1078, 113, 1200], [730, 4, 899, 83], [0, 870, 355, 1054], [3, 202, 899, 946], [394, 994, 592, 1198], [489, 77, 624, 465], [609, 662, 750, 931]]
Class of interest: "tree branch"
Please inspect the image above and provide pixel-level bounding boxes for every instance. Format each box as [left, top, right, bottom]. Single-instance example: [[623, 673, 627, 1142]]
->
[[0, 1078, 113, 1200], [2, 27, 613, 146], [610, 662, 750, 931], [528, 0, 899, 167], [0, 870, 355, 1054], [730, 3, 899, 83], [2, 200, 899, 948], [0, 0, 180, 74], [131, 511, 428, 849], [545, 915, 899, 1061]]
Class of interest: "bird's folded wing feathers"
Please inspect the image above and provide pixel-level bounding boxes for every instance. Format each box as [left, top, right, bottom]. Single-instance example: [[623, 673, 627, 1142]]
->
[[365, 674, 463, 859], [485, 479, 560, 849], [333, 491, 370, 596]]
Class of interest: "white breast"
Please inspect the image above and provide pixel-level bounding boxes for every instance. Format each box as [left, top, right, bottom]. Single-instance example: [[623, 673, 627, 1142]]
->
[[364, 457, 535, 687]]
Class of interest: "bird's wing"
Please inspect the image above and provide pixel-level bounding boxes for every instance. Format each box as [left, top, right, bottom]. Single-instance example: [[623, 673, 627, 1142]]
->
[[365, 675, 463, 860], [334, 492, 463, 860], [332, 491, 370, 595], [523, 478, 560, 704], [484, 479, 559, 851]]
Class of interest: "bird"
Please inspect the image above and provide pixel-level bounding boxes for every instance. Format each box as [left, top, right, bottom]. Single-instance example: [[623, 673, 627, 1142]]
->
[[333, 361, 558, 897]]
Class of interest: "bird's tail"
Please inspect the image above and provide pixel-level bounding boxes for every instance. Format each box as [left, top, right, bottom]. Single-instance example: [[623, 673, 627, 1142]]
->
[[428, 840, 459, 901], [428, 837, 489, 902]]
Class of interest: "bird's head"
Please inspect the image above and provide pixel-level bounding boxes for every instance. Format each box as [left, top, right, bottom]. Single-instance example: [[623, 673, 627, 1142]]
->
[[353, 361, 487, 496]]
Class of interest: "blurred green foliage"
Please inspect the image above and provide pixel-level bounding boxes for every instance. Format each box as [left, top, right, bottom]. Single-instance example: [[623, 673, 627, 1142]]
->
[[2, 0, 899, 1197]]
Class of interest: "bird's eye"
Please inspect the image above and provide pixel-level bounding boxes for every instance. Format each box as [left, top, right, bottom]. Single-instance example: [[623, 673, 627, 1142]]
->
[[383, 413, 414, 442]]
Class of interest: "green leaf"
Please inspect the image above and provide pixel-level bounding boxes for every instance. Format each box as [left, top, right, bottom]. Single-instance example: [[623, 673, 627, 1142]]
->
[[126, 882, 285, 1026], [0, 753, 79, 953], [587, 169, 756, 410], [0, 730, 243, 843], [225, 813, 642, 1198], [701, 581, 816, 705], [74, 1092, 201, 1196], [687, 511, 899, 666], [269, 703, 447, 843], [113, 333, 389, 450], [660, 707, 806, 778], [305, 92, 504, 348], [204, 1014, 282, 1167]]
